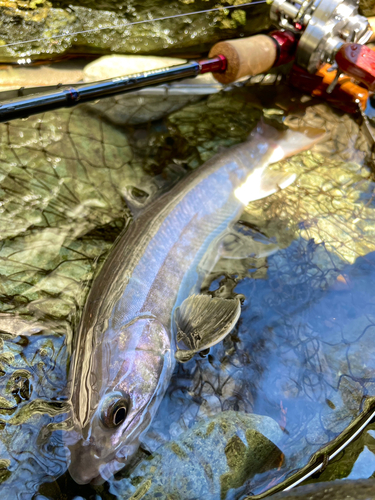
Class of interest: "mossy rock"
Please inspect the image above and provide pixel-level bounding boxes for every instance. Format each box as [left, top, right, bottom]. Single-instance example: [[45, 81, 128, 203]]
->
[[110, 411, 284, 500], [0, 0, 270, 62]]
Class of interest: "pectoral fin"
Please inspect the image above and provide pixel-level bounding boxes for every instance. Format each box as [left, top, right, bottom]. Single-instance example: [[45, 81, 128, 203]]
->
[[197, 227, 278, 276], [174, 294, 241, 363], [218, 229, 279, 260]]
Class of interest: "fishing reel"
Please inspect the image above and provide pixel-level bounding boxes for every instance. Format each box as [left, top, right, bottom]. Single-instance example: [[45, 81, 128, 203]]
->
[[269, 0, 375, 148], [271, 0, 372, 73], [208, 0, 375, 94]]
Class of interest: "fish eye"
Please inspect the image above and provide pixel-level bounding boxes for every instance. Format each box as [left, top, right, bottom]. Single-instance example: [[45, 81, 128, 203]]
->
[[100, 395, 129, 429]]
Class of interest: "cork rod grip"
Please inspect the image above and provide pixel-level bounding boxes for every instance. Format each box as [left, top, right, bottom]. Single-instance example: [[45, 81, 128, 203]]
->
[[208, 35, 278, 84]]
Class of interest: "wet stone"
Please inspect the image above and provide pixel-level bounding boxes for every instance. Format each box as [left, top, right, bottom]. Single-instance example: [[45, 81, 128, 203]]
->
[[110, 411, 284, 500]]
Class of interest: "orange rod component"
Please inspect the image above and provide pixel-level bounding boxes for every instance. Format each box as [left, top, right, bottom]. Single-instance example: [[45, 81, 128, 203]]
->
[[316, 63, 369, 110], [335, 43, 375, 91], [289, 64, 369, 113]]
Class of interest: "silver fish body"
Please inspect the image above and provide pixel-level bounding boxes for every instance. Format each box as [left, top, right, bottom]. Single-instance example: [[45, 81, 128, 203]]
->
[[68, 123, 323, 484]]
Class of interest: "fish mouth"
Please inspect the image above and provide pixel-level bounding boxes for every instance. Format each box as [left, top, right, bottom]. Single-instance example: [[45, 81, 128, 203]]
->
[[68, 433, 138, 484], [68, 437, 114, 485], [69, 468, 98, 485], [68, 448, 126, 485], [69, 465, 99, 485]]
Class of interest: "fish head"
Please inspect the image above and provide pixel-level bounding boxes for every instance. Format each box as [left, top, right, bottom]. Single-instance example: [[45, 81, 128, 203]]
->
[[68, 315, 174, 484]]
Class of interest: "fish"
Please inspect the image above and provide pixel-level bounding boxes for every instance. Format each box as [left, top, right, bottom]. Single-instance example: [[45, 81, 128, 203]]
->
[[67, 122, 325, 484], [267, 479, 375, 499]]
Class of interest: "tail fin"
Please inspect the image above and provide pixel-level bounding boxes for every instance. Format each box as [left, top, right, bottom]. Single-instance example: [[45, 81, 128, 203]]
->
[[250, 121, 327, 164], [271, 125, 327, 162], [235, 122, 326, 205]]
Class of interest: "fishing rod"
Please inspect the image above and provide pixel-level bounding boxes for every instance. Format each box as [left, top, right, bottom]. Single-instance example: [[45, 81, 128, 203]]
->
[[1, 0, 375, 124], [0, 33, 297, 123]]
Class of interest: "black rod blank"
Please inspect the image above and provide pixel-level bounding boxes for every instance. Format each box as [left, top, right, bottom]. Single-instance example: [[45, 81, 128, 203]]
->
[[0, 61, 201, 123]]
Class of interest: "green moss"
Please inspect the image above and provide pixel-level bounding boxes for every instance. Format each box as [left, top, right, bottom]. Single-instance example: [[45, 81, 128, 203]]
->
[[220, 430, 283, 500], [220, 420, 230, 434], [224, 435, 247, 469], [206, 421, 215, 436], [130, 479, 152, 500], [0, 460, 11, 484], [231, 9, 246, 25], [170, 443, 188, 460]]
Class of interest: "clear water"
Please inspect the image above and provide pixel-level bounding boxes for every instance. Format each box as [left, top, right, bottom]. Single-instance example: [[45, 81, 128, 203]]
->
[[1, 78, 375, 499]]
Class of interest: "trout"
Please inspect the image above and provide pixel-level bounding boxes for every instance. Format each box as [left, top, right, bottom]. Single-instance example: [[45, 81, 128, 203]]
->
[[68, 122, 324, 484]]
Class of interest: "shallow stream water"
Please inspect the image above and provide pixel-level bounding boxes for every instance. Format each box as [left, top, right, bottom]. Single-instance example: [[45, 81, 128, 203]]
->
[[1, 77, 375, 499]]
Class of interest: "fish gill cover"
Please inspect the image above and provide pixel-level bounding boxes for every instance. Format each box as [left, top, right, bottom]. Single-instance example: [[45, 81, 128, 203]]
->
[[0, 84, 375, 499]]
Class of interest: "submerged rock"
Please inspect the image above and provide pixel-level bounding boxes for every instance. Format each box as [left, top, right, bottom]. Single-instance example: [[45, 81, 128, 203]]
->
[[110, 411, 284, 500], [0, 315, 70, 499], [0, 0, 270, 63]]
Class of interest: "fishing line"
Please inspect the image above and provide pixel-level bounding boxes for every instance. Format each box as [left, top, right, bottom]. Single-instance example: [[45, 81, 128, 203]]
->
[[0, 1, 268, 49]]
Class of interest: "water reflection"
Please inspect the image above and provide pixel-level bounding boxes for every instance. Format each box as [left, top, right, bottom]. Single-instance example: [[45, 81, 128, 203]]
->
[[312, 420, 375, 482], [111, 241, 375, 498], [0, 88, 375, 498], [0, 320, 70, 498]]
